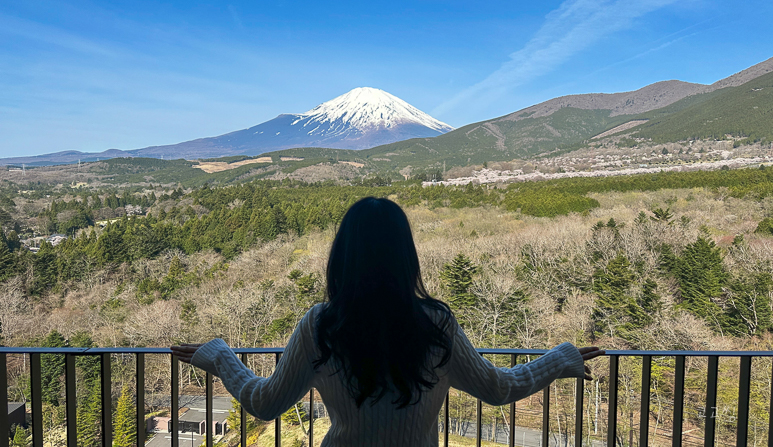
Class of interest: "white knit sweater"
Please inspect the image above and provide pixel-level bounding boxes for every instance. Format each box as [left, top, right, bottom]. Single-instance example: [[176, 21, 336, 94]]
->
[[191, 304, 585, 447]]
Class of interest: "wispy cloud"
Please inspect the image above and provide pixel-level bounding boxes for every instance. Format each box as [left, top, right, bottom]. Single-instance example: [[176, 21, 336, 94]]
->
[[0, 13, 118, 57], [433, 0, 680, 118]]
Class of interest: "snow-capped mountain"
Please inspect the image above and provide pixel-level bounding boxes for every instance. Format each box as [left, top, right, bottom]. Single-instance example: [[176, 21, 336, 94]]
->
[[297, 87, 453, 137], [118, 87, 454, 159]]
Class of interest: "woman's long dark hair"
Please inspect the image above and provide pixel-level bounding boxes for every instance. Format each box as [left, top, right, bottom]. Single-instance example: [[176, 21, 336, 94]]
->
[[314, 197, 453, 408]]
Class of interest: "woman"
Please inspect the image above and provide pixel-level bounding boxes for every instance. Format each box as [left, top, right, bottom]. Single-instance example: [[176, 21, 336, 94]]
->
[[172, 197, 603, 446]]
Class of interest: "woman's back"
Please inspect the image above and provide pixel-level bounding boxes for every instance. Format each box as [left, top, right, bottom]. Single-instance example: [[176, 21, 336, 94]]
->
[[189, 302, 586, 446], [176, 197, 600, 446]]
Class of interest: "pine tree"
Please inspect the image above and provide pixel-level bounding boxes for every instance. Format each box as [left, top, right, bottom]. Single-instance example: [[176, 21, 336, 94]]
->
[[12, 425, 30, 447], [226, 398, 257, 435], [41, 330, 66, 405], [754, 217, 773, 236], [69, 331, 100, 385], [0, 237, 14, 282], [32, 242, 57, 295], [113, 386, 136, 447], [673, 237, 726, 326], [591, 253, 649, 339], [638, 279, 662, 323], [161, 256, 186, 298], [650, 207, 674, 224], [76, 385, 101, 447], [440, 253, 480, 314], [281, 402, 308, 427]]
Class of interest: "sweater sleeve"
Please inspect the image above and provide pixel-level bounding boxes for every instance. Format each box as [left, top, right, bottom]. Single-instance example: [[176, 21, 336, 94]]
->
[[446, 321, 585, 406], [190, 306, 320, 421]]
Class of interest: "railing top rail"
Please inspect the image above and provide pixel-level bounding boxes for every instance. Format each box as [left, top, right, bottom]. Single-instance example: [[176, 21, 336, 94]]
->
[[478, 348, 773, 357], [1, 346, 772, 356]]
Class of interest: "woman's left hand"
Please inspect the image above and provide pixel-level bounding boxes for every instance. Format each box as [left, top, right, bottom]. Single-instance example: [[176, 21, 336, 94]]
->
[[170, 343, 203, 364]]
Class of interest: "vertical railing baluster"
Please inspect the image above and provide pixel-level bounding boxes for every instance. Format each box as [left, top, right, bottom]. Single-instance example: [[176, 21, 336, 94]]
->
[[30, 353, 43, 447], [206, 372, 213, 447], [704, 356, 719, 446], [65, 354, 77, 447], [575, 377, 584, 447], [673, 356, 685, 447], [640, 355, 652, 447], [444, 392, 449, 447], [100, 353, 112, 447], [476, 398, 482, 447], [309, 388, 314, 447], [0, 353, 8, 447], [736, 356, 751, 447], [509, 354, 516, 447], [476, 353, 483, 447], [171, 354, 179, 447], [275, 353, 281, 447], [542, 384, 550, 447], [136, 353, 145, 447], [768, 359, 773, 447], [240, 353, 247, 447], [607, 355, 618, 447]]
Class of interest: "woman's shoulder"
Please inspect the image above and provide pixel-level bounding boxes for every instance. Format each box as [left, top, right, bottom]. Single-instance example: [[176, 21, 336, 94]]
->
[[420, 300, 458, 331], [302, 303, 326, 326]]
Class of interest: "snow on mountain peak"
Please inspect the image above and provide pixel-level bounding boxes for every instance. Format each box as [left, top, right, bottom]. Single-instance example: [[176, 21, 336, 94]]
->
[[299, 87, 454, 133]]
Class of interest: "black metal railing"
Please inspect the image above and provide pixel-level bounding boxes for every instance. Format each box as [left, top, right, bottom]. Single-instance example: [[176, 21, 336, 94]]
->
[[2, 347, 772, 447]]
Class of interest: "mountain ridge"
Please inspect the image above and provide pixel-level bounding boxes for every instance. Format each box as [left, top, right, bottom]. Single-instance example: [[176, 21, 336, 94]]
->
[[1, 57, 771, 167]]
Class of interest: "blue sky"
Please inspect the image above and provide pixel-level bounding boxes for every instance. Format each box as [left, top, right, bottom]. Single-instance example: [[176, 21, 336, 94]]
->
[[1, 0, 772, 158]]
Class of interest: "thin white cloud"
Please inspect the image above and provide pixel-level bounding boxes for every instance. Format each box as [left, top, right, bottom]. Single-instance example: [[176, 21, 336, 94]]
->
[[433, 0, 680, 118], [0, 13, 118, 58]]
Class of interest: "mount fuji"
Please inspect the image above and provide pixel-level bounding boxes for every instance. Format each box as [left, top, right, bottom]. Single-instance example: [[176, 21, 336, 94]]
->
[[145, 87, 453, 158], [0, 88, 453, 165], [129, 88, 454, 158]]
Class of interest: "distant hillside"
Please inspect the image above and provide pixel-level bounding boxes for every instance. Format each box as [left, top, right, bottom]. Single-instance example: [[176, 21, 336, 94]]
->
[[320, 56, 773, 170], [623, 70, 773, 144]]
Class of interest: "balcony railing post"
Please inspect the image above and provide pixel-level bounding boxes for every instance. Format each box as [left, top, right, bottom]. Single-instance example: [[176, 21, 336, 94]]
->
[[607, 355, 619, 447], [309, 388, 314, 447], [640, 355, 652, 447], [475, 397, 482, 447], [704, 356, 719, 446], [240, 353, 247, 447], [1, 353, 8, 447], [206, 372, 213, 447], [769, 360, 773, 447], [541, 383, 550, 447], [509, 354, 516, 447], [171, 354, 179, 447], [575, 377, 584, 447], [673, 355, 686, 447], [136, 353, 145, 447], [736, 356, 751, 447], [476, 352, 483, 447], [29, 353, 43, 447], [65, 354, 77, 447], [100, 353, 112, 447], [275, 353, 281, 447], [444, 392, 449, 447]]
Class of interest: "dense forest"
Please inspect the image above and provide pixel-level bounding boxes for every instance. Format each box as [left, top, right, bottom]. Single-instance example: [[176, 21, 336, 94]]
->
[[2, 165, 773, 446]]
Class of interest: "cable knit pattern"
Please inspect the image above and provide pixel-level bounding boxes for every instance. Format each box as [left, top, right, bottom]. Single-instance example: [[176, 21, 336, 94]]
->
[[191, 304, 586, 447]]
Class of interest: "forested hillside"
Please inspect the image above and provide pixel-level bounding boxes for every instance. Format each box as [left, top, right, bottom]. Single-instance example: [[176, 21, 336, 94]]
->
[[3, 166, 773, 446]]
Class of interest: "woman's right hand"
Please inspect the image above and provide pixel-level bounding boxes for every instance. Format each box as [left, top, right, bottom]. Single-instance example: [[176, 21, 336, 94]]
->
[[578, 346, 605, 380], [170, 343, 203, 364]]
